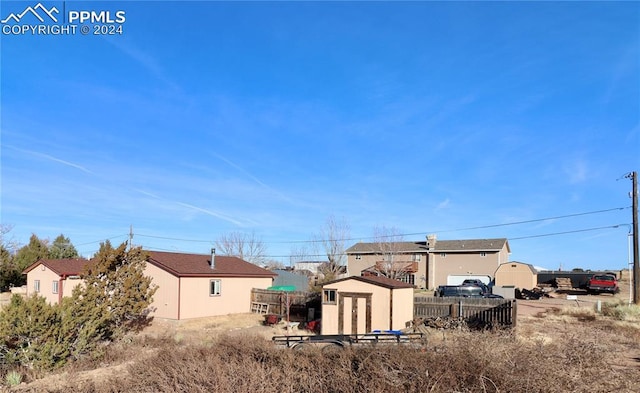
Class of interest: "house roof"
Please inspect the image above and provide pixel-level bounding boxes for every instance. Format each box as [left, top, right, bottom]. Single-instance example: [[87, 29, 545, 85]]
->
[[346, 238, 509, 254], [322, 275, 414, 289], [146, 251, 277, 278], [23, 258, 90, 276]]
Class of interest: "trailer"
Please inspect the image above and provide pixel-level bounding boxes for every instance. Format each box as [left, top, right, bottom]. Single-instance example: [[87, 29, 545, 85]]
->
[[272, 331, 425, 351]]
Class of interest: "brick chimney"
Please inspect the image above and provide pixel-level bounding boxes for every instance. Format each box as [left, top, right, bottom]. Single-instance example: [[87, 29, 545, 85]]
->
[[426, 234, 437, 251]]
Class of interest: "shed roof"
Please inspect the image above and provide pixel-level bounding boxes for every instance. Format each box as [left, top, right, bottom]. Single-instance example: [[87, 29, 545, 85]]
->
[[322, 275, 414, 289], [496, 261, 538, 275], [146, 251, 276, 278]]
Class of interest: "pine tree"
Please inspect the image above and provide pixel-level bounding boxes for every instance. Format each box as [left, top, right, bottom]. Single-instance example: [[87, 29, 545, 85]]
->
[[12, 234, 49, 286], [48, 234, 79, 259]]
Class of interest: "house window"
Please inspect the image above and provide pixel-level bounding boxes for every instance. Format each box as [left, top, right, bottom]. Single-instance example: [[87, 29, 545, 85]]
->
[[209, 280, 221, 296], [412, 254, 421, 262], [355, 254, 362, 260], [323, 289, 337, 304], [34, 280, 40, 293], [440, 253, 447, 258], [52, 281, 58, 294], [480, 252, 487, 257], [399, 274, 415, 285]]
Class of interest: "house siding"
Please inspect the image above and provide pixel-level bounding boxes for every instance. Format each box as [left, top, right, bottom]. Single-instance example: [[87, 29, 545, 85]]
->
[[144, 262, 180, 320], [429, 251, 503, 289], [26, 264, 63, 304], [177, 276, 273, 320]]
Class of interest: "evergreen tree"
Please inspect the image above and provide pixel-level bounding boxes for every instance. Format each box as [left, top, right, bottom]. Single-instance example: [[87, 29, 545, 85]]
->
[[48, 234, 79, 259], [0, 245, 20, 291], [0, 295, 66, 370], [0, 240, 157, 371], [12, 234, 49, 286], [78, 240, 157, 339]]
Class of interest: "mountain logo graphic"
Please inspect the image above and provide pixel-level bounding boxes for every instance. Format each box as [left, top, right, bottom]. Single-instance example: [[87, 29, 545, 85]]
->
[[1, 2, 59, 24]]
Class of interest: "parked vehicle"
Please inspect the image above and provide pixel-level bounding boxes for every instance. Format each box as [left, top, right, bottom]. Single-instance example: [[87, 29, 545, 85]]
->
[[436, 285, 484, 298], [461, 279, 490, 294], [587, 274, 619, 294]]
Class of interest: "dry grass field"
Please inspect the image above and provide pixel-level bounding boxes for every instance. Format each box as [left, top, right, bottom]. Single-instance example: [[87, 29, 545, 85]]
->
[[2, 272, 640, 392]]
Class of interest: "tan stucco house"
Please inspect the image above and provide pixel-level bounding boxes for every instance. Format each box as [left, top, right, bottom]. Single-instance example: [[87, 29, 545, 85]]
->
[[346, 235, 510, 290], [23, 251, 276, 320], [145, 251, 276, 320], [321, 275, 414, 335], [494, 261, 537, 290], [23, 258, 89, 304]]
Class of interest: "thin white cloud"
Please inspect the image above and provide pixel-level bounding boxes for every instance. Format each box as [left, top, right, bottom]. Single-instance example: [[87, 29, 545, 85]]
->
[[5, 145, 93, 174], [213, 153, 271, 189], [212, 153, 294, 203], [435, 198, 451, 211], [175, 202, 244, 227], [104, 37, 182, 94], [563, 158, 588, 184]]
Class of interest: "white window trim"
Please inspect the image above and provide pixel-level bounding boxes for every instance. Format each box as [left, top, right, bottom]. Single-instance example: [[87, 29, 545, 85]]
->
[[209, 279, 221, 296], [34, 280, 40, 293], [52, 281, 58, 294], [323, 289, 337, 304]]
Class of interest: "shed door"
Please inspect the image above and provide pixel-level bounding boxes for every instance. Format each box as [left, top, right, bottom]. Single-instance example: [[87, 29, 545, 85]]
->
[[338, 292, 372, 335]]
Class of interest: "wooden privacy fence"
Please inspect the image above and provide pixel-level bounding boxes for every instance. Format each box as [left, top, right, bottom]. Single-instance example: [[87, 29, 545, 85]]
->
[[251, 288, 314, 317], [414, 297, 517, 328]]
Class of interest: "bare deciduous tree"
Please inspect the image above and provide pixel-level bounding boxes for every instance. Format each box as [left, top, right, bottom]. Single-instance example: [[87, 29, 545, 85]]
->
[[288, 244, 311, 266], [215, 231, 267, 265], [372, 225, 412, 280], [315, 216, 350, 281], [0, 224, 20, 253]]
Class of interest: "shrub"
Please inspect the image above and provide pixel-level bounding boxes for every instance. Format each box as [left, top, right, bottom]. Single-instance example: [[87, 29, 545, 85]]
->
[[0, 295, 68, 370], [5, 370, 22, 387], [600, 300, 640, 321]]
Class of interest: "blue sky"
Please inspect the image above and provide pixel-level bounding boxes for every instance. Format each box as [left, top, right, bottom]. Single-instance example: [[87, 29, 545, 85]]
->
[[1, 1, 638, 270]]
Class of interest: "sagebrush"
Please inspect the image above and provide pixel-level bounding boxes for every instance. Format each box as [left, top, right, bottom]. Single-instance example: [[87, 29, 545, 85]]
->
[[14, 329, 639, 393]]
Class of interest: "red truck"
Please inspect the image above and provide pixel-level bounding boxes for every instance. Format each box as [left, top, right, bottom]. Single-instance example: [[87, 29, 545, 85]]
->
[[587, 274, 619, 294]]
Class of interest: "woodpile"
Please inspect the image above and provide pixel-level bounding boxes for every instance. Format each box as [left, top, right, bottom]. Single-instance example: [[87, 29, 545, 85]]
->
[[412, 316, 467, 330], [554, 277, 573, 290]]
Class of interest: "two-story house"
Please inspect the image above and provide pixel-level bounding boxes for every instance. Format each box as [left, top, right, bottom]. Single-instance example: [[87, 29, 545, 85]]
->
[[345, 235, 510, 289]]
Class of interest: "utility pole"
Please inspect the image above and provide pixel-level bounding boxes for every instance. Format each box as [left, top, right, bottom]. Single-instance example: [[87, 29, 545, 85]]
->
[[626, 172, 639, 304], [129, 225, 134, 251]]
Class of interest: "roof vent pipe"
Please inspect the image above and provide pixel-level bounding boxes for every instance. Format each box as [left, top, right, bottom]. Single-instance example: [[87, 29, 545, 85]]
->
[[211, 248, 216, 269]]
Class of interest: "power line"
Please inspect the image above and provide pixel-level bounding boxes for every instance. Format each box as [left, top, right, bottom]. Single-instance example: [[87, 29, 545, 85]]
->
[[136, 234, 213, 243], [138, 223, 630, 259], [75, 234, 128, 247], [507, 224, 628, 240], [134, 206, 630, 246]]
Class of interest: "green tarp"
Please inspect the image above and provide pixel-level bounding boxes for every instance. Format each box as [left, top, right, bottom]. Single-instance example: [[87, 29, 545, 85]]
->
[[267, 285, 297, 292]]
